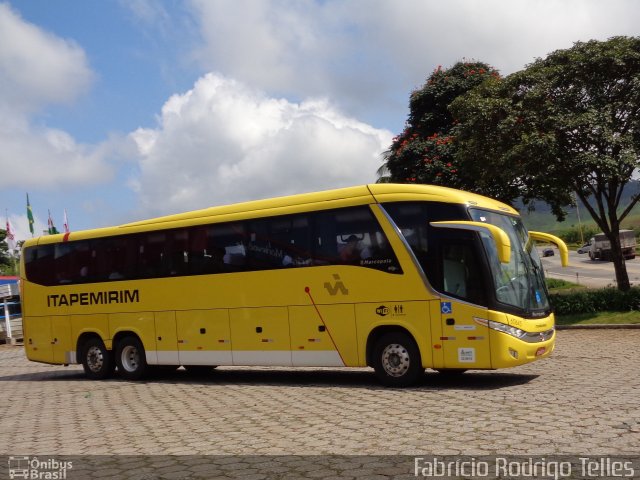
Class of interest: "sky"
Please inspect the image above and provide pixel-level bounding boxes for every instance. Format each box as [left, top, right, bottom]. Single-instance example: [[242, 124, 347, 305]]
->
[[1, 0, 639, 243]]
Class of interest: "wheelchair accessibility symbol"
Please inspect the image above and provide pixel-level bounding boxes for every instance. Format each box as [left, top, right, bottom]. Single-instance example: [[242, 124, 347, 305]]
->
[[441, 302, 452, 314]]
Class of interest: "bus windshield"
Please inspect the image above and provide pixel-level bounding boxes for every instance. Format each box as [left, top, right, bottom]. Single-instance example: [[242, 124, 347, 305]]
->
[[469, 209, 550, 316]]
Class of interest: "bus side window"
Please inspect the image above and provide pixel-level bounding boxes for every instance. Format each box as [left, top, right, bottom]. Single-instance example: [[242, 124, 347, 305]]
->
[[246, 218, 276, 270], [25, 245, 55, 286], [312, 210, 338, 265], [91, 236, 138, 281], [312, 206, 402, 273], [54, 243, 75, 284], [167, 229, 189, 276], [207, 222, 246, 272], [62, 241, 91, 283], [188, 226, 211, 274], [268, 214, 311, 268], [139, 232, 168, 278]]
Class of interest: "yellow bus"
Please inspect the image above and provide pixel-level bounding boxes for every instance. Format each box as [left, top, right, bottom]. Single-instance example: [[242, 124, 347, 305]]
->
[[20, 184, 568, 387]]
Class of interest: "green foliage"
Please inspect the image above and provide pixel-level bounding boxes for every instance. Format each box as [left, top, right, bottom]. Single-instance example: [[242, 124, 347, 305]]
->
[[0, 229, 13, 275], [556, 225, 599, 245], [545, 278, 580, 290], [555, 310, 640, 325], [451, 36, 640, 290], [550, 287, 640, 315], [379, 61, 499, 186]]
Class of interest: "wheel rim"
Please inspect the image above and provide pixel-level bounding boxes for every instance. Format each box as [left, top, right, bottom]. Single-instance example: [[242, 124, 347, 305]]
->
[[86, 346, 104, 373], [381, 343, 410, 377], [121, 345, 140, 372]]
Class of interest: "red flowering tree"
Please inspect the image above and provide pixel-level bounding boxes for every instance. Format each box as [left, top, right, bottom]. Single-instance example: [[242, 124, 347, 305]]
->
[[378, 61, 499, 185]]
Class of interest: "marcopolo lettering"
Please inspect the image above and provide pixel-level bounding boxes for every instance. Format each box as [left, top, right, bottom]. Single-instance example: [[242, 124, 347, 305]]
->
[[47, 289, 140, 307]]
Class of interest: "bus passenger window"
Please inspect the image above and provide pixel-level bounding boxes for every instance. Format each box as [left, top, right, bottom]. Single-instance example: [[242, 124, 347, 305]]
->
[[139, 233, 168, 278], [270, 215, 311, 268], [24, 244, 54, 286], [188, 226, 210, 274], [207, 223, 246, 272], [91, 236, 138, 281], [167, 229, 189, 276], [313, 207, 402, 273]]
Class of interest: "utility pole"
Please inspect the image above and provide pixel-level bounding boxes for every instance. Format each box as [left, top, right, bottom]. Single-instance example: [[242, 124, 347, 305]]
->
[[575, 193, 584, 245]]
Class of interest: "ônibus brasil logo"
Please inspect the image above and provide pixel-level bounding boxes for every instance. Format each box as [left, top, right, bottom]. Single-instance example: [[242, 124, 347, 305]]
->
[[8, 456, 73, 479]]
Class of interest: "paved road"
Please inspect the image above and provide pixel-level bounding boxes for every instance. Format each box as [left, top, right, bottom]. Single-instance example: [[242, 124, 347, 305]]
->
[[540, 248, 640, 288], [0, 330, 639, 478]]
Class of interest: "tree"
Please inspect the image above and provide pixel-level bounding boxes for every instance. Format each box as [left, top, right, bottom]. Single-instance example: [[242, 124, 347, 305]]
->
[[0, 229, 15, 275], [378, 61, 499, 186], [451, 36, 640, 290]]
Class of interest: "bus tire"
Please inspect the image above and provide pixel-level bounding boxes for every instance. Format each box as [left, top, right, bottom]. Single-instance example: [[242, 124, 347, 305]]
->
[[80, 337, 114, 380], [372, 332, 422, 387], [115, 336, 148, 380]]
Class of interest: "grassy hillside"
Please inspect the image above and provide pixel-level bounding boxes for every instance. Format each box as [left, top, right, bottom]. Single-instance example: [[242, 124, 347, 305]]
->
[[517, 181, 640, 238]]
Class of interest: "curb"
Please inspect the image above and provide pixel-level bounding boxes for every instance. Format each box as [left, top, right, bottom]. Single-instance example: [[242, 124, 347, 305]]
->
[[556, 324, 640, 330]]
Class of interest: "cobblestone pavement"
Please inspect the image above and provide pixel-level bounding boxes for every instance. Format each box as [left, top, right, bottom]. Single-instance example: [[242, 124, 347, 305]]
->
[[1, 329, 639, 478]]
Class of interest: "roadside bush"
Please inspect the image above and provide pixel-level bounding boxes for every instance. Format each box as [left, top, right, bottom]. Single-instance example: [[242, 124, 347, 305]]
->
[[556, 226, 598, 245], [549, 287, 640, 315], [545, 278, 577, 290]]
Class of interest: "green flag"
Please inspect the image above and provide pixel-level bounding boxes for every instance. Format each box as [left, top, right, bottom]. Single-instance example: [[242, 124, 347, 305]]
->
[[27, 193, 34, 236]]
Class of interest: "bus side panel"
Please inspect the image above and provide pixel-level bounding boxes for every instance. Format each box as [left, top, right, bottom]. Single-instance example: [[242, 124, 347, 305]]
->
[[440, 301, 491, 369], [24, 316, 53, 364], [355, 301, 432, 368], [230, 307, 292, 366], [176, 309, 232, 366], [51, 315, 72, 364], [153, 311, 179, 365], [71, 314, 109, 349], [311, 304, 357, 367], [109, 312, 155, 353], [289, 306, 344, 366]]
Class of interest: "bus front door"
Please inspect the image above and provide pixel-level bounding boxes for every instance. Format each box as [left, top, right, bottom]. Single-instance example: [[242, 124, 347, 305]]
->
[[437, 233, 491, 369]]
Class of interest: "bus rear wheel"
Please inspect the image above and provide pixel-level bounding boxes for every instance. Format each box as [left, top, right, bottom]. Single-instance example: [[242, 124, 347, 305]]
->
[[115, 336, 148, 380], [372, 332, 422, 387], [81, 337, 114, 380]]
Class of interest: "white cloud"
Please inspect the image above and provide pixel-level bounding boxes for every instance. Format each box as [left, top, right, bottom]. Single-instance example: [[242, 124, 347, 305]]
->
[[0, 3, 113, 189], [360, 0, 640, 77], [188, 0, 640, 125], [0, 3, 93, 113], [0, 113, 114, 188], [130, 73, 392, 217]]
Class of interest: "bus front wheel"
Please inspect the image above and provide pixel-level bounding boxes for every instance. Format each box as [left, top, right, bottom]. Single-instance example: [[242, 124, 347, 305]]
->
[[81, 337, 114, 380], [115, 336, 148, 380], [372, 332, 422, 387]]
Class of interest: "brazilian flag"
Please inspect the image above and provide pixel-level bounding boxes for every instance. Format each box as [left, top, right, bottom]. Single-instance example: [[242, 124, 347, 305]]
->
[[27, 193, 34, 236]]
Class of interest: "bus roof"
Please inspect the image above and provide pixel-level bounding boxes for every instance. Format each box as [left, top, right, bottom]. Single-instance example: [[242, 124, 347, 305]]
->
[[25, 184, 517, 246]]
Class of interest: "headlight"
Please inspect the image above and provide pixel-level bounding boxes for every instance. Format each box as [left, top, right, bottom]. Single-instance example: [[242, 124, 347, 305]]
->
[[488, 320, 527, 339], [474, 317, 527, 339]]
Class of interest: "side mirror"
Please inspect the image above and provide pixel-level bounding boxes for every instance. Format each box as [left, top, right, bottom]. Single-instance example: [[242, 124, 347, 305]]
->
[[529, 231, 569, 267], [430, 221, 511, 264]]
